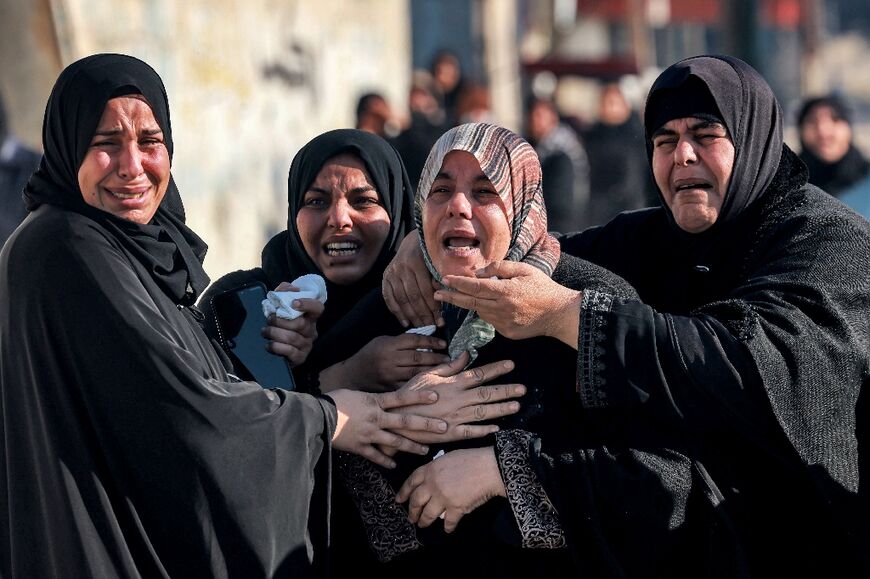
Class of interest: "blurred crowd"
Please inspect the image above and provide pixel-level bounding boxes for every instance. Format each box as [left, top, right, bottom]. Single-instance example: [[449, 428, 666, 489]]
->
[[353, 49, 660, 234], [3, 48, 870, 250]]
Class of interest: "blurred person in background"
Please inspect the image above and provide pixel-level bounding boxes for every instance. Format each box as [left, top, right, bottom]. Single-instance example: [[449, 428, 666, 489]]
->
[[355, 92, 398, 140], [796, 93, 870, 198], [392, 71, 448, 187], [0, 90, 41, 246], [430, 49, 466, 127], [582, 80, 656, 224], [453, 81, 492, 125], [525, 96, 591, 232]]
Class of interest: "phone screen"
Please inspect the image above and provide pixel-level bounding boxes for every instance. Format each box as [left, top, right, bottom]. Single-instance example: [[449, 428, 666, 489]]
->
[[210, 282, 296, 390]]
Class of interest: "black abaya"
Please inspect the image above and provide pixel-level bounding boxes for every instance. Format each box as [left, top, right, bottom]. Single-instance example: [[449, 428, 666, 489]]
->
[[1, 53, 337, 579]]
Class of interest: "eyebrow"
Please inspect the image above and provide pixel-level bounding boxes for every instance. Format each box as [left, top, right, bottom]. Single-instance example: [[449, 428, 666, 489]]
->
[[433, 170, 490, 183], [652, 120, 726, 139], [92, 127, 163, 137], [307, 185, 376, 195]]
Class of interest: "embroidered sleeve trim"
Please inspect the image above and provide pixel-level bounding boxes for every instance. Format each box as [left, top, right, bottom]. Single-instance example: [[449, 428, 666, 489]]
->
[[495, 430, 566, 549], [335, 451, 422, 561], [577, 289, 613, 408]]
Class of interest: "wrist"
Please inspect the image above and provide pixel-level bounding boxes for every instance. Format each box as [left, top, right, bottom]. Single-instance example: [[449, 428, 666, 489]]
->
[[485, 446, 507, 498], [546, 289, 583, 348], [319, 362, 349, 393]]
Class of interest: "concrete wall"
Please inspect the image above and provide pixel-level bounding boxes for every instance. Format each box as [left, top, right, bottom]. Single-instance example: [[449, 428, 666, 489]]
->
[[1, 0, 411, 281]]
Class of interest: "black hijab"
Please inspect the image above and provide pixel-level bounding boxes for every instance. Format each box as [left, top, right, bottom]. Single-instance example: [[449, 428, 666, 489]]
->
[[643, 55, 784, 248], [23, 53, 209, 305], [261, 128, 414, 331]]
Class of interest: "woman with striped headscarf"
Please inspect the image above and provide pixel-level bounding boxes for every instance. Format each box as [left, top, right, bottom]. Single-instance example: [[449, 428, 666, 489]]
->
[[334, 123, 637, 578]]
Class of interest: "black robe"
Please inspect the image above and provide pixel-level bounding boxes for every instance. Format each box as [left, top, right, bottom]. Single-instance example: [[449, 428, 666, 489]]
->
[[1, 53, 337, 579], [326, 253, 640, 579], [524, 57, 870, 577]]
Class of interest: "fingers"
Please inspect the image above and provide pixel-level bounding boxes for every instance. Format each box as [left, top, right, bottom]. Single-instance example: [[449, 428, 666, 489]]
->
[[426, 351, 471, 379], [273, 282, 299, 291], [356, 445, 401, 469], [377, 388, 438, 410], [454, 400, 521, 424], [416, 502, 446, 529], [442, 511, 463, 534], [263, 314, 322, 338], [383, 275, 417, 328], [474, 260, 536, 279], [395, 334, 447, 353], [396, 467, 424, 504], [370, 429, 430, 456], [434, 287, 480, 312], [431, 279, 445, 327], [262, 329, 310, 349], [411, 266, 440, 327], [394, 349, 450, 369], [445, 423, 500, 441], [381, 231, 439, 328], [441, 274, 488, 297], [290, 297, 325, 319], [378, 408, 448, 436], [456, 359, 515, 387]]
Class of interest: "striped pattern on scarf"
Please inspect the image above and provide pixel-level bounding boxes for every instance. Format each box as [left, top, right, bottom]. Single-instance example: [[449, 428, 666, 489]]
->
[[414, 122, 561, 363]]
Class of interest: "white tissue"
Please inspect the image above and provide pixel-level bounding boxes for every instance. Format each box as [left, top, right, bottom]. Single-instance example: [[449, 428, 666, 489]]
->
[[262, 274, 328, 320], [405, 324, 436, 336], [406, 324, 437, 352]]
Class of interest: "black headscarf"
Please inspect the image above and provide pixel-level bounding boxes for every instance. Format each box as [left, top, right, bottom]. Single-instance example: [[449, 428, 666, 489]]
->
[[796, 94, 870, 197], [261, 128, 414, 331], [22, 53, 209, 305], [643, 55, 784, 246]]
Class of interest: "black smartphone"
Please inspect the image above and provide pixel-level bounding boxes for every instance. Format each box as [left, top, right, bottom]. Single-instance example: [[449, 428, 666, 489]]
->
[[209, 281, 296, 390]]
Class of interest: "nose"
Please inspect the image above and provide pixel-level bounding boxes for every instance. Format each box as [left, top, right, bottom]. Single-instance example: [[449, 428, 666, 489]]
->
[[446, 191, 473, 219], [674, 139, 698, 166], [117, 142, 144, 180], [327, 200, 353, 230]]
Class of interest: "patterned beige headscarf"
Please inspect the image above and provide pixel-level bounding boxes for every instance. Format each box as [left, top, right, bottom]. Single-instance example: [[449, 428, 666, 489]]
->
[[414, 122, 561, 363]]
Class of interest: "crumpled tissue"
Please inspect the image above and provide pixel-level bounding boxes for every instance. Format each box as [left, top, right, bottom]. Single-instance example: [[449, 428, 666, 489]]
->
[[261, 273, 328, 320]]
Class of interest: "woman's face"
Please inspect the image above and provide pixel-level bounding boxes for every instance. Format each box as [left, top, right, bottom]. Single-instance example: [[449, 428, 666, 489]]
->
[[77, 96, 170, 225], [800, 103, 852, 164], [296, 153, 391, 285], [651, 116, 735, 233], [422, 150, 511, 277]]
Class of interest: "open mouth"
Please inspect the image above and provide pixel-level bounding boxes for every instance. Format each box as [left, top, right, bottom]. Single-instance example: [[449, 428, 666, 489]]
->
[[443, 236, 480, 255], [675, 181, 711, 192], [325, 241, 360, 256], [106, 188, 147, 200]]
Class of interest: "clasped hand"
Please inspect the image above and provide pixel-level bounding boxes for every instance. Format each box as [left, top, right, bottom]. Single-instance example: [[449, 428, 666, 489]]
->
[[389, 351, 525, 444], [261, 282, 325, 366], [396, 446, 506, 533]]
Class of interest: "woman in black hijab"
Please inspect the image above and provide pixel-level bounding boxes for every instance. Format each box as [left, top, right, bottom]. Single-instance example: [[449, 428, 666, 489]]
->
[[200, 129, 449, 393], [0, 53, 482, 579], [386, 55, 870, 577]]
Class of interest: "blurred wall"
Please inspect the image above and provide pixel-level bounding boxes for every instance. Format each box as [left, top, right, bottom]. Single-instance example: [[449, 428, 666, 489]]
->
[[0, 0, 411, 281]]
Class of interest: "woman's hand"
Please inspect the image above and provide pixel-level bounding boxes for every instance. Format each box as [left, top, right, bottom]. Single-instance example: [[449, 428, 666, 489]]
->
[[396, 447, 506, 533], [389, 352, 525, 444], [327, 388, 448, 469], [319, 333, 450, 393], [261, 283, 325, 366], [438, 261, 583, 347], [382, 230, 443, 328]]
